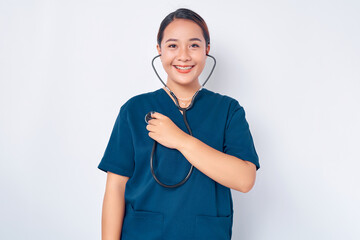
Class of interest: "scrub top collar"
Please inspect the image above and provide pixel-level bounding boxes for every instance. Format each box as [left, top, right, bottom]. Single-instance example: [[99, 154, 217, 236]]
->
[[158, 87, 207, 110], [157, 87, 207, 129]]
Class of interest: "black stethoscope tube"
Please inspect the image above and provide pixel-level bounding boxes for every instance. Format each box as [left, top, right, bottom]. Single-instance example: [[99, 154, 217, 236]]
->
[[150, 54, 216, 188]]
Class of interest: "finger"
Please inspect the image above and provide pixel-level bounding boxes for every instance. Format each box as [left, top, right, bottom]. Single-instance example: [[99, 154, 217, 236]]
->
[[147, 119, 155, 125], [148, 131, 155, 139], [146, 123, 154, 131], [151, 111, 162, 119]]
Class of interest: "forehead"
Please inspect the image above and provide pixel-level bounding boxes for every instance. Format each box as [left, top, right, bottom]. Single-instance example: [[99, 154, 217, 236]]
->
[[163, 19, 204, 40]]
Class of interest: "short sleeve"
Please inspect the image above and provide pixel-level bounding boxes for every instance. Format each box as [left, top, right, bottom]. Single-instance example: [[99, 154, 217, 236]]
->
[[223, 100, 260, 171], [98, 104, 135, 177]]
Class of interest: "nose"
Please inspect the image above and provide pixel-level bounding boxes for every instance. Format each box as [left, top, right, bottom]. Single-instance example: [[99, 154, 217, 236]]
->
[[177, 46, 191, 61]]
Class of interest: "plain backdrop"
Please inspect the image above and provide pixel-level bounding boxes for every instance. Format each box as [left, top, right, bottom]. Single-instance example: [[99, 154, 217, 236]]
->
[[1, 0, 359, 239]]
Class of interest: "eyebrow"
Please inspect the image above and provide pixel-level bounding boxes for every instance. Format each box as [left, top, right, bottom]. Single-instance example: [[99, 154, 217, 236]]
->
[[165, 38, 202, 43]]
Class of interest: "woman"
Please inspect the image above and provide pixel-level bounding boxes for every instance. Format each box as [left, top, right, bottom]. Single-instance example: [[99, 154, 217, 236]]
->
[[98, 8, 260, 240]]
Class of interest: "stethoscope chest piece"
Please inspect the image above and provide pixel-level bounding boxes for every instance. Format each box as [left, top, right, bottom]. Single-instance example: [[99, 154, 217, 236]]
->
[[145, 111, 156, 124]]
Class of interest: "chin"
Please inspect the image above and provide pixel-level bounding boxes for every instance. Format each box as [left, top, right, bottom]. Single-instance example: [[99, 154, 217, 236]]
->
[[173, 79, 199, 87]]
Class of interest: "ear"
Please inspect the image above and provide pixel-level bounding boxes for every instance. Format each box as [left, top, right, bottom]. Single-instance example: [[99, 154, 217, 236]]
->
[[206, 44, 210, 55], [156, 44, 161, 55]]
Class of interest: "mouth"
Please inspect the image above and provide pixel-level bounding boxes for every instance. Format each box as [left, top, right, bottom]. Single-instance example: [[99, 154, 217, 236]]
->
[[173, 65, 195, 73]]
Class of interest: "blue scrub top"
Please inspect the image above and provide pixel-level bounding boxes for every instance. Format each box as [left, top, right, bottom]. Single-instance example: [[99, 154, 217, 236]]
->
[[98, 87, 260, 240]]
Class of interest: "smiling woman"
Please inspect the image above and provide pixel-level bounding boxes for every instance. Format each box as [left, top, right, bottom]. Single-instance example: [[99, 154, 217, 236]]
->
[[98, 8, 260, 240], [156, 17, 210, 90]]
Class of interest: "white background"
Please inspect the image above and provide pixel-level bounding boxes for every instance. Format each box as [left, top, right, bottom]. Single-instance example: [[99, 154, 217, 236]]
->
[[1, 0, 359, 239]]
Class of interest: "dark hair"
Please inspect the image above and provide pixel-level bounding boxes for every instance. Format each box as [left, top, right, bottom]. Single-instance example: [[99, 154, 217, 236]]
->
[[157, 8, 210, 50]]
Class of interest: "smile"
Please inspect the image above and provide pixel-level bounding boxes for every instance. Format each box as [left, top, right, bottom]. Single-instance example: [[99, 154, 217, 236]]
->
[[174, 65, 194, 70], [173, 65, 195, 73]]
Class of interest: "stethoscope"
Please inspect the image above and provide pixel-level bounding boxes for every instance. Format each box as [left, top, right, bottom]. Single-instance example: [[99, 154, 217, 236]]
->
[[144, 53, 217, 188]]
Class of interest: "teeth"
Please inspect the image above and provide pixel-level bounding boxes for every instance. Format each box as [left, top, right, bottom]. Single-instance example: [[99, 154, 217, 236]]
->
[[175, 65, 193, 70]]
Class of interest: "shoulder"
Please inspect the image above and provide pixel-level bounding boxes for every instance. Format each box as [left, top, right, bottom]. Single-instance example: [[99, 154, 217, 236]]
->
[[119, 88, 158, 111], [203, 88, 244, 112], [203, 90, 249, 129]]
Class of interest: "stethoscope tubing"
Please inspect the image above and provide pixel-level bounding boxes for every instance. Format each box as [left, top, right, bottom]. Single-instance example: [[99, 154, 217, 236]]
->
[[150, 54, 216, 188]]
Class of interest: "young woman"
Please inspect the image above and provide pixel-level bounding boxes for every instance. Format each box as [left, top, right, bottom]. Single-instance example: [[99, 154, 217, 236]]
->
[[98, 8, 260, 240]]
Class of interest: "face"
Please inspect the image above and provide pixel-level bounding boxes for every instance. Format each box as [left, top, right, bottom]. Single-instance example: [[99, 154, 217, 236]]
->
[[157, 19, 210, 87]]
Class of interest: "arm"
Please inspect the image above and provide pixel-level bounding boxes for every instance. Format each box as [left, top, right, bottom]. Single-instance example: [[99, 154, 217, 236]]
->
[[146, 111, 257, 193], [101, 172, 129, 240], [178, 134, 257, 193]]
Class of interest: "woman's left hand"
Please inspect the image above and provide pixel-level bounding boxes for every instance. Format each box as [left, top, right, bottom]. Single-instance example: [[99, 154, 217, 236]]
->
[[146, 111, 189, 150]]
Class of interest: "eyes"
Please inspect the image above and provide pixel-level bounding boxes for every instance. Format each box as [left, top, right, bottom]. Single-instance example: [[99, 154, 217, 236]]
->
[[168, 43, 200, 48]]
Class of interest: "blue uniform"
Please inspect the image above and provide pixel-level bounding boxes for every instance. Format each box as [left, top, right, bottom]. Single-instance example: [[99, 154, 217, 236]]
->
[[98, 87, 260, 240]]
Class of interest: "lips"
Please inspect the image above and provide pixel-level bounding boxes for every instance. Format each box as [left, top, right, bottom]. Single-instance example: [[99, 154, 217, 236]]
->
[[174, 65, 194, 69], [173, 65, 195, 73]]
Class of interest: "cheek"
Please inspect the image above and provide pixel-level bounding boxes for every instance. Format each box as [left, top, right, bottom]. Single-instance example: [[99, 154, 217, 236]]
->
[[194, 56, 207, 68], [160, 53, 175, 66], [159, 57, 170, 67], [160, 58, 174, 74]]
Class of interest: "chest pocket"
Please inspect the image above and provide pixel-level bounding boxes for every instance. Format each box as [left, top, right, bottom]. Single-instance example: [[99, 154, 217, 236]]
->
[[121, 203, 164, 240]]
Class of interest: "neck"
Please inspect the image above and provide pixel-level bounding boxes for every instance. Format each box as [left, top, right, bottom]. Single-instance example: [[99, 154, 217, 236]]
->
[[164, 79, 202, 100]]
